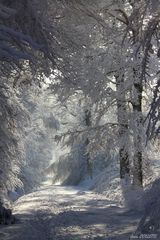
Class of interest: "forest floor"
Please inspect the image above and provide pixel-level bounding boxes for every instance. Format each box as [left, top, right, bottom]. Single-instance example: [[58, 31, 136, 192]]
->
[[0, 185, 142, 240]]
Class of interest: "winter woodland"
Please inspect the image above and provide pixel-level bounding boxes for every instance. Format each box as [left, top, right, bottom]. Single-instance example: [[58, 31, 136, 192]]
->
[[0, 1, 160, 239]]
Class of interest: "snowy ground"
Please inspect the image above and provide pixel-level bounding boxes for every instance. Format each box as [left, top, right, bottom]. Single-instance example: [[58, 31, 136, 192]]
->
[[0, 183, 142, 240]]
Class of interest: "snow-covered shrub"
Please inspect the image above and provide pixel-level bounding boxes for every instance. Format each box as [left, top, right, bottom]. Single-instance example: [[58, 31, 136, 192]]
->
[[0, 84, 27, 205], [90, 157, 124, 205]]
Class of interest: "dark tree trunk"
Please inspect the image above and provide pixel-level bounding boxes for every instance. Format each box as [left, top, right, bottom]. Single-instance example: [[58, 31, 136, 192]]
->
[[130, 3, 144, 187], [132, 75, 143, 187], [115, 74, 130, 180], [84, 109, 92, 179]]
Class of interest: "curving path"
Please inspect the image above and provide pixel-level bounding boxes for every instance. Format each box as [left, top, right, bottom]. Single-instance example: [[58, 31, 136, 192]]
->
[[0, 185, 141, 240]]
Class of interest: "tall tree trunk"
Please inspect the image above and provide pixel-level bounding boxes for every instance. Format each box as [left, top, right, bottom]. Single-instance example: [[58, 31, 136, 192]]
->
[[115, 74, 130, 180], [129, 2, 144, 187], [132, 69, 143, 187], [84, 109, 92, 179]]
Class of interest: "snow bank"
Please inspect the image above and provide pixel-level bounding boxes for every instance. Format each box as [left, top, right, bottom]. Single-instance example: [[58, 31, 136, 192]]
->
[[90, 157, 160, 209], [90, 162, 125, 205]]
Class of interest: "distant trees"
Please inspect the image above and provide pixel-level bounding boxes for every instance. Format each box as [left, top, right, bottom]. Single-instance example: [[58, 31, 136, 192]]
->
[[19, 86, 58, 193], [44, 95, 95, 184]]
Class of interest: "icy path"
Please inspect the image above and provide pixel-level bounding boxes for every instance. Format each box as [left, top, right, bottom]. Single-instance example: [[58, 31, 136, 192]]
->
[[0, 185, 141, 240]]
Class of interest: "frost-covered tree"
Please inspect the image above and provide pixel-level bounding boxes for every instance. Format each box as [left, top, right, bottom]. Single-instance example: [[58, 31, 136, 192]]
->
[[51, 0, 160, 188], [0, 1, 56, 73], [0, 0, 57, 219], [48, 0, 133, 184], [0, 84, 27, 204]]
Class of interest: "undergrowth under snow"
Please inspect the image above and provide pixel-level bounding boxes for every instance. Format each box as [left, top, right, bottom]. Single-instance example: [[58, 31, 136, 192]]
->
[[89, 156, 160, 209]]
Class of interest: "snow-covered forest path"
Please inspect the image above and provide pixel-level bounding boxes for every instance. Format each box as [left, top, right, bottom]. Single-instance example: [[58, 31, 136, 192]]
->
[[0, 185, 141, 240]]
